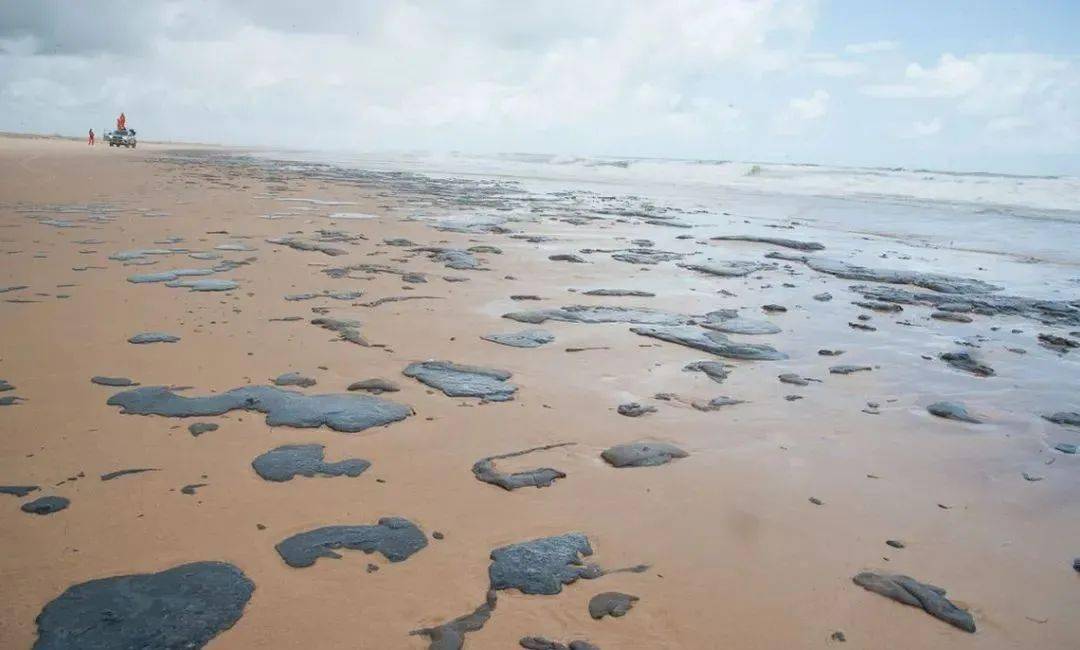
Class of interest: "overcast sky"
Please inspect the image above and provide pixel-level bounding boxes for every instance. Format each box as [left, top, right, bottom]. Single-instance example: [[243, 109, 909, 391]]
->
[[1, 1, 1078, 174]]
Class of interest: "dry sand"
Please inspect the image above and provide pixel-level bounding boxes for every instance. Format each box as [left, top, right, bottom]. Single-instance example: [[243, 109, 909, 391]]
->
[[0, 135, 1078, 649]]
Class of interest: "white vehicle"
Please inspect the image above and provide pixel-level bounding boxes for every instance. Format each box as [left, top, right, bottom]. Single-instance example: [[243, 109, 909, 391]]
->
[[106, 128, 137, 148]]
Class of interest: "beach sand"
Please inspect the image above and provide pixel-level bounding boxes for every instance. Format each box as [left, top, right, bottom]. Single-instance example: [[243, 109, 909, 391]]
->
[[0, 135, 1078, 649]]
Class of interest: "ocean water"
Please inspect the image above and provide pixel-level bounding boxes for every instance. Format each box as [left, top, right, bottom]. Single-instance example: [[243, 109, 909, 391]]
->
[[249, 149, 1080, 294], [266, 150, 1080, 212]]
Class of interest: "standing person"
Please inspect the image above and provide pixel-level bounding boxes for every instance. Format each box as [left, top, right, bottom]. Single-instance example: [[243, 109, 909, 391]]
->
[[117, 112, 126, 131], [88, 129, 95, 146]]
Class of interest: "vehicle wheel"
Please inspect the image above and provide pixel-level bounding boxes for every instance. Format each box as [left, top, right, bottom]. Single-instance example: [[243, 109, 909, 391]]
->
[[132, 143, 136, 149]]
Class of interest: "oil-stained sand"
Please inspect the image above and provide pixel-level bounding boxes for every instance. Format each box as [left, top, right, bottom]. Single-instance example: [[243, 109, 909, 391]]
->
[[0, 135, 1078, 649]]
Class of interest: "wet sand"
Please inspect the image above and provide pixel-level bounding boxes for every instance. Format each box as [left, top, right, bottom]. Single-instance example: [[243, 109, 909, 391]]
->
[[1, 135, 1078, 648]]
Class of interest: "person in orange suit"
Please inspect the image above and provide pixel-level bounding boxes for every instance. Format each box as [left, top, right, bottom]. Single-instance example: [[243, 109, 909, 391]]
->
[[88, 129, 95, 146], [117, 112, 126, 131]]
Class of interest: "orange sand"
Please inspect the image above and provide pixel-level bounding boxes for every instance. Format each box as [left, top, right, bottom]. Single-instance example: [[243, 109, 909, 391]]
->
[[0, 136, 1077, 649]]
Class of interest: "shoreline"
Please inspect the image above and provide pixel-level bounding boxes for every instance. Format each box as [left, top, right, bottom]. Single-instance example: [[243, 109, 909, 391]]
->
[[0, 130, 229, 149], [0, 135, 1078, 649]]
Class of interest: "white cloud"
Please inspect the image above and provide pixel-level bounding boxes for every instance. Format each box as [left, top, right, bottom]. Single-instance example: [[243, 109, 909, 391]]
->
[[860, 52, 1079, 150], [0, 0, 817, 152], [0, 1, 1077, 172], [790, 89, 830, 120], [774, 89, 829, 134], [861, 53, 981, 98], [845, 40, 898, 55], [954, 54, 1072, 117]]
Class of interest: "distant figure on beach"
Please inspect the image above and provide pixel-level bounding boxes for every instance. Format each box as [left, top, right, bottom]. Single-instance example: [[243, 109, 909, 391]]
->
[[87, 129, 94, 146], [117, 112, 126, 131]]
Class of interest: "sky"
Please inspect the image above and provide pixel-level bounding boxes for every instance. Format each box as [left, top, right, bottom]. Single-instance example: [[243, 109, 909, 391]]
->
[[1, 0, 1078, 175]]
